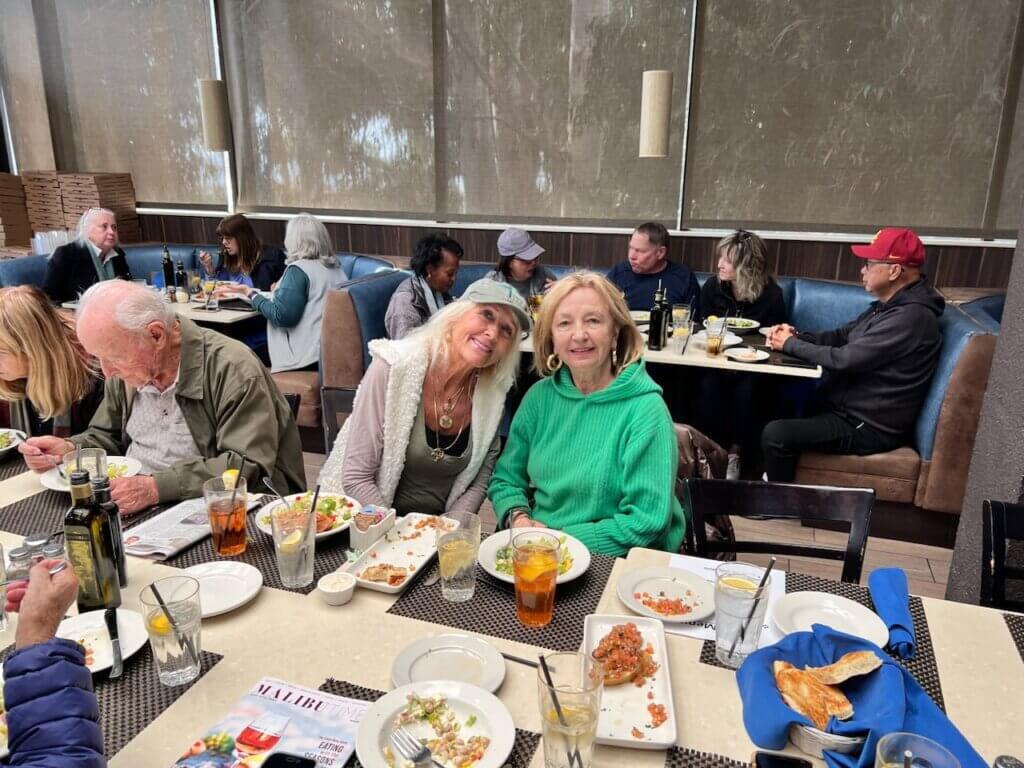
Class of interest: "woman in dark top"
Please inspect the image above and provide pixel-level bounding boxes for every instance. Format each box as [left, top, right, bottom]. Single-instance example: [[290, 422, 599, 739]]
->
[[0, 286, 103, 438], [199, 213, 286, 291], [697, 230, 788, 479]]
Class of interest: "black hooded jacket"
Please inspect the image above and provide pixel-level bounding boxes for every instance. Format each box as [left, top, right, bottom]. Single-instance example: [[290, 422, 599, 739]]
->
[[783, 278, 945, 438]]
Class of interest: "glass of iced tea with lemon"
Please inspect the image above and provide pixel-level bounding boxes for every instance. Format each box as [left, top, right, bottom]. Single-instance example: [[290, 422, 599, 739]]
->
[[513, 531, 560, 627], [714, 561, 772, 667], [437, 510, 481, 602], [203, 474, 248, 556], [140, 575, 202, 686]]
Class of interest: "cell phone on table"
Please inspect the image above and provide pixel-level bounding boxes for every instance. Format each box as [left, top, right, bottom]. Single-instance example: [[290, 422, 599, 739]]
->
[[263, 754, 317, 768], [752, 751, 813, 768]]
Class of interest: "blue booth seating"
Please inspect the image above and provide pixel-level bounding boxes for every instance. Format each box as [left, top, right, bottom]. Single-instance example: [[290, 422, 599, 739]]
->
[[0, 254, 49, 289], [961, 294, 1004, 332]]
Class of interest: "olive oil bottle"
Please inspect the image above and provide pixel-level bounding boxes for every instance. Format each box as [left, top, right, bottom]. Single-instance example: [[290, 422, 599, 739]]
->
[[64, 470, 121, 611], [91, 475, 127, 587]]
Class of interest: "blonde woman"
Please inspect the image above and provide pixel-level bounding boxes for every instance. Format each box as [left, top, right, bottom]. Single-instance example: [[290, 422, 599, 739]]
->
[[489, 271, 686, 557], [697, 230, 788, 479], [0, 286, 103, 438], [320, 279, 529, 516]]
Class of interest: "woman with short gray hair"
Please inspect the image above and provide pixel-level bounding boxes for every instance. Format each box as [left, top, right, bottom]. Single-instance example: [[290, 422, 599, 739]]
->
[[220, 213, 347, 372]]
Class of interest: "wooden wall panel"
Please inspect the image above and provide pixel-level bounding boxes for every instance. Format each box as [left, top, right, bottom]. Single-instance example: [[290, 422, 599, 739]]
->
[[137, 214, 1013, 291]]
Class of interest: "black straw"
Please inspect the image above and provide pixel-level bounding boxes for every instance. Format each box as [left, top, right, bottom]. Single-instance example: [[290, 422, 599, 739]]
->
[[230, 457, 249, 507], [538, 654, 583, 768]]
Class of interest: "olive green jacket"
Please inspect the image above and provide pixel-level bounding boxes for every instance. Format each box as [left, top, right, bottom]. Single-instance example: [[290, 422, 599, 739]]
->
[[71, 318, 306, 503]]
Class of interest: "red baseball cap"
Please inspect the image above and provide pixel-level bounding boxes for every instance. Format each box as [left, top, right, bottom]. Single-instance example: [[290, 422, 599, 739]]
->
[[851, 228, 926, 267]]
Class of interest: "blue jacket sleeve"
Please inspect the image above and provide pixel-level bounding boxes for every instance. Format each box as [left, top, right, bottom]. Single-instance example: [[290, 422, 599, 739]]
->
[[250, 266, 310, 328], [3, 639, 105, 768]]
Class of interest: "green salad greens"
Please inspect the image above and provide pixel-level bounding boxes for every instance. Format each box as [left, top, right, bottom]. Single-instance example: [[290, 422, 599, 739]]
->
[[494, 535, 573, 576]]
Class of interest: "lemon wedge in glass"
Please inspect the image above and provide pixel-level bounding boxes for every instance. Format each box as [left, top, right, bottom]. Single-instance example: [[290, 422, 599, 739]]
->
[[221, 468, 240, 489], [279, 530, 303, 554]]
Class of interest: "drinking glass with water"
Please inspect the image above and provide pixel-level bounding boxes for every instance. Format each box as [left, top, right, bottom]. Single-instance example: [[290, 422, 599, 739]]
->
[[436, 510, 480, 602], [537, 652, 604, 768], [714, 561, 771, 668], [140, 576, 202, 686], [270, 500, 316, 588]]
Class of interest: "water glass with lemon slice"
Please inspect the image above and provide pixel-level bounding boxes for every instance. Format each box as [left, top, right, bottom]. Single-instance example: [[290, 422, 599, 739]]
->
[[270, 495, 315, 588], [436, 510, 481, 602], [714, 561, 772, 668], [140, 575, 202, 685], [203, 472, 247, 556]]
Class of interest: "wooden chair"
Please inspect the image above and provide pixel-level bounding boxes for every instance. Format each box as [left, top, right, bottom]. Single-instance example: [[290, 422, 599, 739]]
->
[[683, 478, 874, 583], [981, 499, 1024, 611]]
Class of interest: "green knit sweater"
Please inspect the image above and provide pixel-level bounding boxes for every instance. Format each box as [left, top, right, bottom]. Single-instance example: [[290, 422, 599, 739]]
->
[[489, 360, 686, 557]]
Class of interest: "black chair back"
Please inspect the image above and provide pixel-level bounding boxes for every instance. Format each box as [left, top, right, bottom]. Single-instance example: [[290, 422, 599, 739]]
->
[[684, 478, 874, 583], [282, 393, 301, 419], [981, 499, 1024, 610]]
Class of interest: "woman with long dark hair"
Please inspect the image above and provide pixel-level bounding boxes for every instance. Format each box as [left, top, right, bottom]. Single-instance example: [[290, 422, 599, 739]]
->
[[199, 213, 286, 291]]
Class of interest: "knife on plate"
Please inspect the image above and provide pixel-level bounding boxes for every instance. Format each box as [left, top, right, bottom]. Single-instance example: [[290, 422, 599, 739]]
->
[[104, 608, 123, 679]]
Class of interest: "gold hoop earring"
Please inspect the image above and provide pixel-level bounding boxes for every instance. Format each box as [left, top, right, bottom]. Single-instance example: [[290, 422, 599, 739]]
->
[[546, 353, 562, 372]]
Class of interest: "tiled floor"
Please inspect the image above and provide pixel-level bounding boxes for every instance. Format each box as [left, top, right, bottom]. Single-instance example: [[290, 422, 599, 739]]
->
[[303, 452, 952, 599]]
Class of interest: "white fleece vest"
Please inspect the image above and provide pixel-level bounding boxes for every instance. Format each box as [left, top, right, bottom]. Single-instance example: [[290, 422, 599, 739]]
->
[[319, 337, 508, 509]]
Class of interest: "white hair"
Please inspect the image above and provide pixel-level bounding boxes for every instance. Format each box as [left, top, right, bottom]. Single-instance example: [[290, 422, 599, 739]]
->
[[77, 280, 177, 336], [407, 299, 522, 389], [76, 208, 116, 243], [284, 213, 336, 267]]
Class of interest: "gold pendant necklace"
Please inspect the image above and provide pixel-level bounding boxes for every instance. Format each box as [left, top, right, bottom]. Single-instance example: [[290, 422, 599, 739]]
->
[[429, 371, 478, 462]]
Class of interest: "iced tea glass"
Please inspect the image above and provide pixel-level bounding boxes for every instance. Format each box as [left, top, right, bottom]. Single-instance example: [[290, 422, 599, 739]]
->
[[437, 510, 481, 602], [537, 652, 604, 768], [513, 531, 559, 627], [705, 318, 727, 357], [203, 477, 248, 556]]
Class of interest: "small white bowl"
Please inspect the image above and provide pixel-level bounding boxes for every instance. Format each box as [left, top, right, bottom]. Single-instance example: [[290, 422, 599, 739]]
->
[[317, 571, 356, 606]]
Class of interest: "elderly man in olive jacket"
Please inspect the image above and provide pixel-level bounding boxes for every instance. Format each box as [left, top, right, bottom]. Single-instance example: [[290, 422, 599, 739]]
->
[[19, 280, 305, 514]]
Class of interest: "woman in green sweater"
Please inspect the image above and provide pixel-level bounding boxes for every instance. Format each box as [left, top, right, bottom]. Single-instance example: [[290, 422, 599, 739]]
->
[[489, 271, 686, 557]]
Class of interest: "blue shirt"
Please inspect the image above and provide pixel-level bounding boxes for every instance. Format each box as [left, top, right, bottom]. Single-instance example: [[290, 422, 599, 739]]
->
[[607, 260, 702, 316]]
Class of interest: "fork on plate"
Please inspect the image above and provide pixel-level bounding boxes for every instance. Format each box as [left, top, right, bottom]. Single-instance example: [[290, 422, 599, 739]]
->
[[391, 726, 444, 768]]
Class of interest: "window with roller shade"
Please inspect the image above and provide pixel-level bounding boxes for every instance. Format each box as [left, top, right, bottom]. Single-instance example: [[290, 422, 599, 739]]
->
[[3, 0, 225, 206]]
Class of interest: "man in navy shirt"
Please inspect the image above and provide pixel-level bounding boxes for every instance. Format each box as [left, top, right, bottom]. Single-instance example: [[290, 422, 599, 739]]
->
[[607, 222, 701, 316]]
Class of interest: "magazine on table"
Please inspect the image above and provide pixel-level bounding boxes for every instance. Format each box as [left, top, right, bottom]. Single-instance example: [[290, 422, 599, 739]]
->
[[124, 495, 260, 560], [172, 677, 367, 768]]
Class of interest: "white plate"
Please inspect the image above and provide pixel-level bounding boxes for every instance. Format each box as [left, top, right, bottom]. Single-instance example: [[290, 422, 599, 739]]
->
[[255, 491, 359, 541], [772, 591, 889, 647], [0, 429, 25, 458], [691, 330, 743, 348], [56, 608, 148, 674], [616, 566, 716, 623], [630, 310, 651, 322], [391, 634, 505, 693], [41, 456, 142, 492], [583, 615, 677, 750], [355, 680, 515, 768], [477, 528, 591, 586], [346, 513, 450, 594], [724, 347, 770, 363], [182, 561, 263, 618]]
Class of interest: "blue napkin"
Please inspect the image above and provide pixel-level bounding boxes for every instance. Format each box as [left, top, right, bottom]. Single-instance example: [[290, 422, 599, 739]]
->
[[868, 567, 916, 659], [736, 624, 984, 768]]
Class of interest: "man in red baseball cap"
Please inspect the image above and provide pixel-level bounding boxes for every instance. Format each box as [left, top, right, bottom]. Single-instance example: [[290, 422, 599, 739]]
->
[[760, 227, 944, 482]]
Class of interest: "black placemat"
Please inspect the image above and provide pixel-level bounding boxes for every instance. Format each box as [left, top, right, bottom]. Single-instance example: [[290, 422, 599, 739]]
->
[[665, 746, 749, 768], [1004, 612, 1024, 663], [0, 489, 71, 535], [164, 507, 350, 594], [0, 454, 28, 481], [2, 642, 221, 758], [318, 678, 540, 768], [698, 572, 946, 711], [387, 551, 616, 652]]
